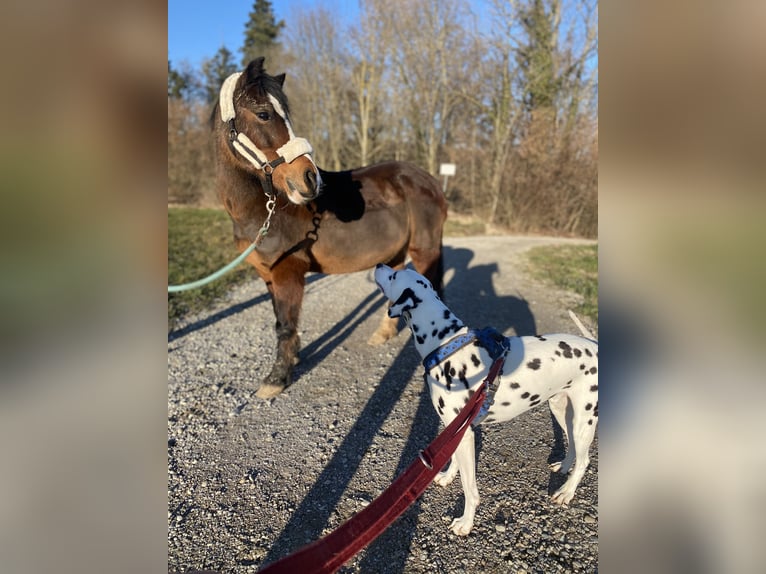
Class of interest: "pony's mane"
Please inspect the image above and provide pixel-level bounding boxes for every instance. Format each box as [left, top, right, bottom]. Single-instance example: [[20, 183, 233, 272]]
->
[[240, 58, 291, 119]]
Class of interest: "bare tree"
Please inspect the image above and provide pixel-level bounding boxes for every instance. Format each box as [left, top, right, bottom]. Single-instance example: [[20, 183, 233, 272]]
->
[[346, 2, 393, 166], [285, 9, 352, 170], [365, 0, 474, 175]]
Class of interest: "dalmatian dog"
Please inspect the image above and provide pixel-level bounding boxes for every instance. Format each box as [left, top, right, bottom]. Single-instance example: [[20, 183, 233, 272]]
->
[[374, 264, 598, 536]]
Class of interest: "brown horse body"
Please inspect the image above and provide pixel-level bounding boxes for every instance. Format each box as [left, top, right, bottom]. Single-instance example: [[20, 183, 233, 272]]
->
[[213, 59, 447, 397]]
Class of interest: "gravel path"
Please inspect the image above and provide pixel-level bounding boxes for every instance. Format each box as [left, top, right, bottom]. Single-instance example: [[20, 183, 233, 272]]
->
[[168, 235, 598, 574]]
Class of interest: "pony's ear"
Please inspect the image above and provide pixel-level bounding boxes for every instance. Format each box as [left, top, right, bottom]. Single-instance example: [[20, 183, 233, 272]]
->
[[387, 288, 422, 318], [245, 57, 266, 80], [274, 73, 286, 87]]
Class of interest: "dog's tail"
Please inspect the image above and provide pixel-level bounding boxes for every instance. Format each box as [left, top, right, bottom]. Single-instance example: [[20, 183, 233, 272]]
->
[[568, 310, 595, 340]]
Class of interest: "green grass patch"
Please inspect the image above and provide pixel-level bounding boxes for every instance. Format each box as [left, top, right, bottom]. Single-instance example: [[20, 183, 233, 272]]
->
[[525, 244, 598, 325], [168, 207, 253, 329], [443, 217, 486, 237]]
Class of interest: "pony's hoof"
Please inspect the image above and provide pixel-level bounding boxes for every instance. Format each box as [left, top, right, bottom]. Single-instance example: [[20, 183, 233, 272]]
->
[[367, 331, 388, 346], [255, 383, 286, 399]]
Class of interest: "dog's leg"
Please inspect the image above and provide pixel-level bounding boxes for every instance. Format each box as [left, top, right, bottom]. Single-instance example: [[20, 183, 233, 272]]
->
[[449, 428, 481, 536], [551, 395, 598, 505], [433, 454, 458, 487], [548, 393, 575, 474]]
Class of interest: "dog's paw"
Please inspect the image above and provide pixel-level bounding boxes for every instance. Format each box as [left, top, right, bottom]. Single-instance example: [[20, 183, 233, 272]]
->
[[449, 516, 474, 536], [551, 487, 576, 506], [549, 460, 572, 474], [433, 470, 456, 487]]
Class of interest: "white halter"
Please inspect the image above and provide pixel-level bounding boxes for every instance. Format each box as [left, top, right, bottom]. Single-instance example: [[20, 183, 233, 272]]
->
[[219, 72, 314, 173]]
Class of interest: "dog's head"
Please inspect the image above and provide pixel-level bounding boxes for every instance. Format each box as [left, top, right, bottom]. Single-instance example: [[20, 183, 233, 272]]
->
[[374, 263, 436, 319]]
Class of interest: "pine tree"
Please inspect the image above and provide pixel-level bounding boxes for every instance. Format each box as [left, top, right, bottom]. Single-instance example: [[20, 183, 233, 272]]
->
[[515, 0, 561, 114], [200, 46, 238, 105], [241, 0, 285, 67], [168, 60, 192, 100]]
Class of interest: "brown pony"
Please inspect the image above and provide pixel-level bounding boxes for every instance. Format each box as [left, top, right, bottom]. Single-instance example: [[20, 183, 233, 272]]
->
[[213, 58, 447, 398]]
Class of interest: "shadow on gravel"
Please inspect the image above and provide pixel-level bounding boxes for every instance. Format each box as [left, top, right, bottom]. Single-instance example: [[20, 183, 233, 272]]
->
[[291, 289, 385, 384], [442, 245, 537, 338], [259, 342, 430, 570], [167, 274, 327, 344], [258, 246, 541, 571]]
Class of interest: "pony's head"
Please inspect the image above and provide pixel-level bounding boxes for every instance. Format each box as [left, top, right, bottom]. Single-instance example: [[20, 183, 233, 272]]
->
[[218, 57, 321, 204]]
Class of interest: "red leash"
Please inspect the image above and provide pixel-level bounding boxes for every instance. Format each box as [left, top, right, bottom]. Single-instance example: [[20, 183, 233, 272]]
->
[[258, 356, 505, 574]]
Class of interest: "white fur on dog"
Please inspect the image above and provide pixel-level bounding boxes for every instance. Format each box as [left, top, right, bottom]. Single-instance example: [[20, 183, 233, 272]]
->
[[374, 264, 598, 536]]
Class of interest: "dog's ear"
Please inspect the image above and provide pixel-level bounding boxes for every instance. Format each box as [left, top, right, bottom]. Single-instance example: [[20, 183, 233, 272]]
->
[[387, 287, 422, 318]]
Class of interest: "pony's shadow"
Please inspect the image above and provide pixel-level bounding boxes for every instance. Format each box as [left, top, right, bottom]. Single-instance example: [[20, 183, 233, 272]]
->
[[167, 274, 328, 344], [259, 245, 540, 572]]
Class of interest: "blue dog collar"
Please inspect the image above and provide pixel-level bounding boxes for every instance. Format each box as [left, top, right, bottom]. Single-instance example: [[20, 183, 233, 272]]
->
[[422, 327, 509, 372]]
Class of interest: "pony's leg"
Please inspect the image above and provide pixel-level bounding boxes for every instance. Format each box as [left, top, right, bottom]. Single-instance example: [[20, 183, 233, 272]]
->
[[256, 259, 307, 398], [368, 260, 406, 346], [409, 245, 445, 296], [367, 314, 399, 346]]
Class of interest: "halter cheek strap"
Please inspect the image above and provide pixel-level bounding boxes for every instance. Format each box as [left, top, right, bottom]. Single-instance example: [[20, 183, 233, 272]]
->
[[219, 71, 315, 173]]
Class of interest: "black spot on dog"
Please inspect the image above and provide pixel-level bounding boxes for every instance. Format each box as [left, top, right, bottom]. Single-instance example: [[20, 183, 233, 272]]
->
[[529, 394, 540, 401], [510, 382, 520, 389], [590, 384, 598, 392], [594, 402, 599, 417], [438, 396, 445, 409], [432, 329, 438, 337], [579, 364, 586, 370], [564, 380, 572, 387], [483, 417, 496, 424], [573, 348, 582, 358], [555, 350, 561, 357], [453, 407, 460, 415], [443, 310, 451, 320], [393, 287, 422, 311], [464, 396, 470, 404], [444, 361, 453, 390], [585, 348, 592, 357], [529, 399, 541, 407], [588, 419, 593, 425], [537, 336, 547, 341], [558, 341, 573, 358], [501, 401, 511, 406], [416, 334, 426, 345], [412, 323, 419, 333], [458, 364, 469, 390], [521, 392, 530, 399], [527, 358, 541, 370], [470, 354, 481, 367], [589, 366, 597, 375], [437, 320, 462, 339], [431, 321, 435, 325], [585, 403, 593, 410]]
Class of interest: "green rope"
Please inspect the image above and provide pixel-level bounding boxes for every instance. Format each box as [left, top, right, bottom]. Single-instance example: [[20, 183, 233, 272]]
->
[[168, 193, 276, 293], [167, 238, 258, 293]]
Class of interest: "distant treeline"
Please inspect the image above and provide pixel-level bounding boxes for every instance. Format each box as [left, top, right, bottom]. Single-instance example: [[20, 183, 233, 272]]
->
[[169, 0, 598, 237]]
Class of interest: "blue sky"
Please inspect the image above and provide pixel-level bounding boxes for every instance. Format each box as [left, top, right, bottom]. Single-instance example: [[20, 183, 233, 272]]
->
[[168, 0, 361, 68]]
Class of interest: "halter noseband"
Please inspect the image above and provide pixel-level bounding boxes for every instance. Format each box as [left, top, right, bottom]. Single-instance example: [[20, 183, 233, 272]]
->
[[219, 72, 315, 175]]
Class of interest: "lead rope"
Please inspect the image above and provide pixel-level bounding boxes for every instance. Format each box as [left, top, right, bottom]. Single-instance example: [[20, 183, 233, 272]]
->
[[167, 183, 276, 293]]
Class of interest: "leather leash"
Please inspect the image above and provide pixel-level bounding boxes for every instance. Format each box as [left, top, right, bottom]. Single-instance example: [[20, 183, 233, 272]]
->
[[258, 353, 506, 574]]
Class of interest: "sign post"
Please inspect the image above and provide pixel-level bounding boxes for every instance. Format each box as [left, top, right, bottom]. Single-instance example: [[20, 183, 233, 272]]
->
[[439, 163, 456, 195]]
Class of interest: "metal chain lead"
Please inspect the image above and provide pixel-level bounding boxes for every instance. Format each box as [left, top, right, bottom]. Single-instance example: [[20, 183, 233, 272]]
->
[[255, 191, 277, 246]]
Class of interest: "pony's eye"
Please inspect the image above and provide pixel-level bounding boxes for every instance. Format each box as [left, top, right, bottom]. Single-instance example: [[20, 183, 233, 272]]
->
[[256, 111, 271, 121]]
